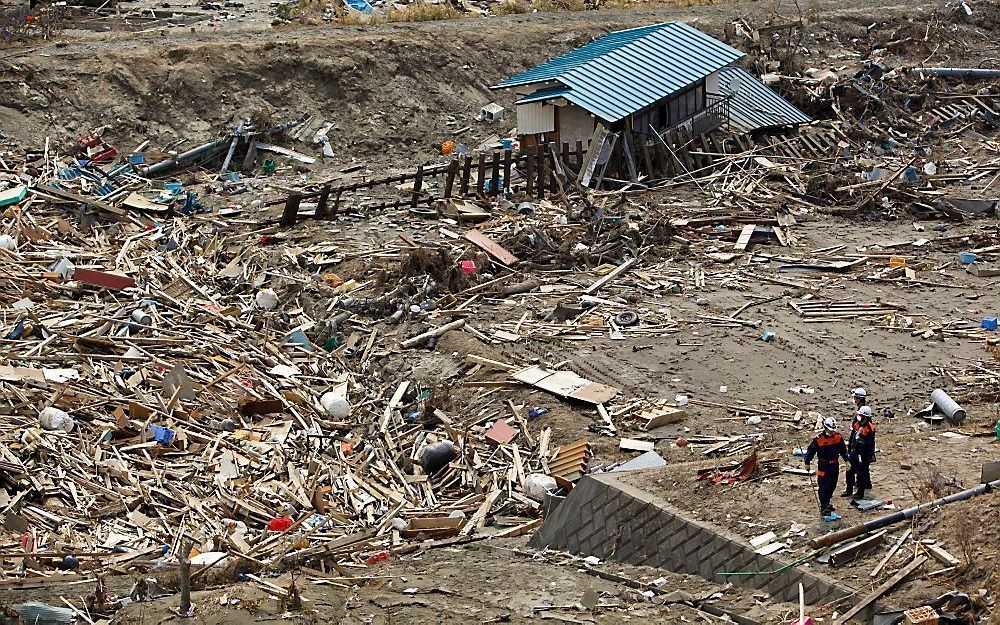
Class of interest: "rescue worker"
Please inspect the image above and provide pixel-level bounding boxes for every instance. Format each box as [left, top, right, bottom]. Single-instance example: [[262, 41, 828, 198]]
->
[[843, 405, 876, 504], [852, 387, 867, 410], [843, 387, 869, 497], [804, 417, 851, 517]]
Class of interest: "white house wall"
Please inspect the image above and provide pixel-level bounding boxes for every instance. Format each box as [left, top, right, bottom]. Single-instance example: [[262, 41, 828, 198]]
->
[[516, 103, 555, 135], [558, 104, 596, 147]]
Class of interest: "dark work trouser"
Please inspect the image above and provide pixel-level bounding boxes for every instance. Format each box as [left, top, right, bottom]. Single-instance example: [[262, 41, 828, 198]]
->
[[817, 462, 839, 510], [846, 451, 872, 495], [845, 452, 857, 493]]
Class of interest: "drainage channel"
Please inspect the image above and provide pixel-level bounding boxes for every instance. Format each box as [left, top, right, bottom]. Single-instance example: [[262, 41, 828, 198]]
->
[[531, 472, 857, 619]]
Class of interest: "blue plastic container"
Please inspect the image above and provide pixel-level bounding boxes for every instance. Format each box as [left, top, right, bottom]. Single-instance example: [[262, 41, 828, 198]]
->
[[959, 252, 977, 264], [982, 317, 998, 331]]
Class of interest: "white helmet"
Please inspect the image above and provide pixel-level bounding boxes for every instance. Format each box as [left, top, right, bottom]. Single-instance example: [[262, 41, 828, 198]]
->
[[823, 416, 837, 430], [857, 406, 873, 418], [852, 388, 867, 399]]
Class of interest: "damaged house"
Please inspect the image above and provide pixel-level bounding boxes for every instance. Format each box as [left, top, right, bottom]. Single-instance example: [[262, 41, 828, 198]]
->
[[491, 22, 810, 186]]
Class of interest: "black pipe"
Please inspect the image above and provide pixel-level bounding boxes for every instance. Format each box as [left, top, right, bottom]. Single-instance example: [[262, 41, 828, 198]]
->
[[144, 139, 229, 177], [811, 478, 1000, 548]]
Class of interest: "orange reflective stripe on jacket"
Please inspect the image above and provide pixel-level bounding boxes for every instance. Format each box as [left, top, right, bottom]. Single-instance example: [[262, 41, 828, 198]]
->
[[817, 432, 843, 446]]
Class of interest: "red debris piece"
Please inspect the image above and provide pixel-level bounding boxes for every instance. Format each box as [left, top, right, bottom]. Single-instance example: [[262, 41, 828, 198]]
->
[[267, 516, 294, 532], [485, 420, 518, 446], [696, 452, 760, 485], [75, 133, 118, 164], [73, 268, 136, 290]]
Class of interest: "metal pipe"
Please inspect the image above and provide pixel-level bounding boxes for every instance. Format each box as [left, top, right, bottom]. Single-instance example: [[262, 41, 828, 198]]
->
[[811, 478, 1000, 548], [912, 67, 1000, 79], [143, 139, 229, 177], [931, 388, 966, 424]]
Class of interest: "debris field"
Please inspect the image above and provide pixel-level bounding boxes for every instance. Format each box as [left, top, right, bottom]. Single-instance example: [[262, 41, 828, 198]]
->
[[0, 0, 999, 624]]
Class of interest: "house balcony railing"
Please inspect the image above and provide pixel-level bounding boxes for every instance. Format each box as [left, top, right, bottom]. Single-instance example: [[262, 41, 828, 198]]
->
[[666, 93, 731, 136]]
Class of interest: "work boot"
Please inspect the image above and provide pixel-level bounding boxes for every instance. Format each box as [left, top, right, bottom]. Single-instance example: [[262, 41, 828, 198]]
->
[[839, 490, 853, 498]]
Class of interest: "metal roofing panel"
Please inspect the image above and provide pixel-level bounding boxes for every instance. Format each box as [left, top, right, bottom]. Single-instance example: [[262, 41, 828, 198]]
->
[[516, 86, 573, 104], [717, 67, 812, 132], [493, 23, 665, 89], [493, 22, 744, 122]]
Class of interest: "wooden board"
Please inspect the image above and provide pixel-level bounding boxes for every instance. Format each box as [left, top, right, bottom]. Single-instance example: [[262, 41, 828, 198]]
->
[[734, 224, 756, 252], [464, 229, 518, 266]]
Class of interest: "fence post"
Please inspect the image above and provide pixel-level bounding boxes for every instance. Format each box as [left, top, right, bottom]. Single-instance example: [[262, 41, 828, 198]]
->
[[444, 159, 458, 198], [280, 191, 301, 227], [315, 184, 331, 220], [411, 165, 424, 208], [460, 155, 472, 195], [489, 150, 500, 195], [475, 154, 486, 196]]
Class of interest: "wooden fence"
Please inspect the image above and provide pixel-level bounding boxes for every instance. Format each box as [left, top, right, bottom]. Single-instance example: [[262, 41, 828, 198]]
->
[[269, 142, 588, 227]]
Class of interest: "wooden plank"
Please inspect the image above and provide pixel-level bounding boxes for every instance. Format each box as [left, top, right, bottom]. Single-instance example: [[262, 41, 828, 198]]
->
[[585, 258, 636, 295], [734, 224, 756, 251], [464, 229, 518, 266], [835, 556, 927, 625], [871, 529, 911, 578]]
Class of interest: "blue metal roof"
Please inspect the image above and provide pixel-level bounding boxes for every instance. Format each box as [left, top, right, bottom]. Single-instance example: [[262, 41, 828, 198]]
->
[[516, 86, 573, 104], [717, 67, 811, 132], [492, 22, 744, 123]]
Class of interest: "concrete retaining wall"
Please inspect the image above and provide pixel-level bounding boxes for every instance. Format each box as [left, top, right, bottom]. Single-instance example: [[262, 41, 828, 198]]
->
[[530, 472, 853, 606]]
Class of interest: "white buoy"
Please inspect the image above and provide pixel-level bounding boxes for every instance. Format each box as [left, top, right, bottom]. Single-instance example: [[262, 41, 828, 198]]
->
[[255, 288, 278, 310]]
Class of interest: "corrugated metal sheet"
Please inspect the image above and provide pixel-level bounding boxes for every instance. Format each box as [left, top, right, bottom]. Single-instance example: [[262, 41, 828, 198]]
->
[[717, 67, 811, 132], [516, 86, 572, 105], [493, 22, 744, 123]]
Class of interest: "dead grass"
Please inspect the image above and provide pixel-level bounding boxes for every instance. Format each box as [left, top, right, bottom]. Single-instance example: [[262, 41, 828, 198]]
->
[[531, 0, 586, 11], [491, 0, 531, 15], [600, 0, 719, 7], [386, 3, 462, 22]]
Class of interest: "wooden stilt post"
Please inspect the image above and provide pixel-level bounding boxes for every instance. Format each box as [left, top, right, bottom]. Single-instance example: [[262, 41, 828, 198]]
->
[[525, 146, 535, 195], [536, 145, 546, 199], [502, 149, 512, 194]]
